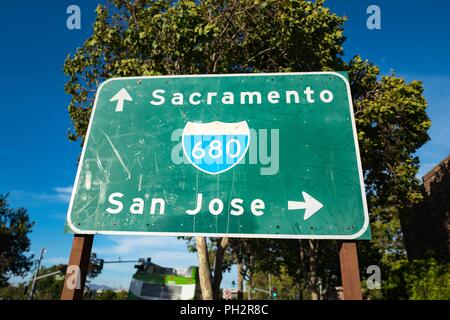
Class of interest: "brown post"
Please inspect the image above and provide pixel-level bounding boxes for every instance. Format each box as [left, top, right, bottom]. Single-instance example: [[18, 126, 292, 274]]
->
[[60, 234, 94, 300], [338, 241, 363, 300]]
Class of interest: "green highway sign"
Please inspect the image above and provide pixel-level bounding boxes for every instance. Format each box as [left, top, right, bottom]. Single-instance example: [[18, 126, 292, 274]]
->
[[66, 72, 370, 239]]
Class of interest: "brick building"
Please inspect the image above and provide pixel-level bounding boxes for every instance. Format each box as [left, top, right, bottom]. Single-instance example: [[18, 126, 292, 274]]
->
[[402, 155, 450, 260]]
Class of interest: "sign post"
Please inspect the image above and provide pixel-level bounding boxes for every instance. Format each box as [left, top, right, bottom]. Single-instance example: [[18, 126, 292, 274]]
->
[[60, 234, 93, 300], [339, 241, 363, 300], [64, 72, 370, 299]]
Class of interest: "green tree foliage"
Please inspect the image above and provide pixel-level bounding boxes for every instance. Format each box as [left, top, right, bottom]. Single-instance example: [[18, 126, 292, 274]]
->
[[64, 0, 433, 299], [32, 264, 67, 300], [26, 261, 103, 300], [0, 194, 34, 287], [94, 289, 128, 300], [88, 253, 104, 279], [348, 57, 431, 262], [0, 283, 28, 300], [382, 258, 450, 300], [250, 267, 314, 300], [241, 239, 340, 299]]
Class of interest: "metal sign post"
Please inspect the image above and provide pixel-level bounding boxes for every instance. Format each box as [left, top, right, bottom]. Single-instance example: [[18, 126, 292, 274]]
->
[[60, 234, 94, 300], [338, 241, 363, 300]]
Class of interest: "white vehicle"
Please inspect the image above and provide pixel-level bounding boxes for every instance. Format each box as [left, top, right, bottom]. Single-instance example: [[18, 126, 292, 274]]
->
[[128, 258, 199, 300]]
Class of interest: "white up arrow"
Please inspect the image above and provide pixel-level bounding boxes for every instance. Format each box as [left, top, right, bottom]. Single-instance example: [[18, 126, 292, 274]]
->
[[110, 88, 132, 112], [288, 191, 324, 220]]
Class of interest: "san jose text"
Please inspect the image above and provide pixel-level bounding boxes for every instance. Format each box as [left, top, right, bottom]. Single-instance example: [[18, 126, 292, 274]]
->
[[106, 192, 266, 217]]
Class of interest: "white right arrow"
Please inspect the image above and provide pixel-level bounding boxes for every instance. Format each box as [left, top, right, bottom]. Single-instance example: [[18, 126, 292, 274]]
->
[[110, 88, 133, 112], [288, 191, 324, 220]]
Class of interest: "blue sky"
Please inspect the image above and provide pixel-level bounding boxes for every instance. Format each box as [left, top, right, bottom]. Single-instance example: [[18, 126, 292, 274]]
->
[[0, 0, 449, 289]]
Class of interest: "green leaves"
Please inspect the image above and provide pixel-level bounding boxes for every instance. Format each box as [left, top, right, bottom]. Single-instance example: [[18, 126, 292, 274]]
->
[[382, 258, 450, 300], [0, 194, 34, 287], [347, 55, 431, 264]]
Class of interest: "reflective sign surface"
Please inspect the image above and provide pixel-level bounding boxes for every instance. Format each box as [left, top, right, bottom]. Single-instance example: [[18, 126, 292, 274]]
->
[[66, 72, 370, 239]]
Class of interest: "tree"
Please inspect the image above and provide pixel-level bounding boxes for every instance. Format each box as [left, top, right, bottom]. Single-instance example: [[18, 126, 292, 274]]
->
[[32, 264, 66, 300], [348, 57, 431, 263], [27, 260, 104, 300], [0, 283, 28, 300], [64, 0, 431, 299], [181, 236, 232, 299], [94, 289, 128, 300], [87, 253, 104, 280], [0, 194, 34, 287], [382, 258, 450, 300], [240, 239, 340, 300], [251, 267, 307, 300], [228, 238, 286, 300]]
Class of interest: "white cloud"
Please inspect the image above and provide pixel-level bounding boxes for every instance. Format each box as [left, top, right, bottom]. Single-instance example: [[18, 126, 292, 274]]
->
[[95, 236, 190, 256], [54, 186, 73, 196], [8, 186, 73, 206], [44, 257, 69, 266]]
